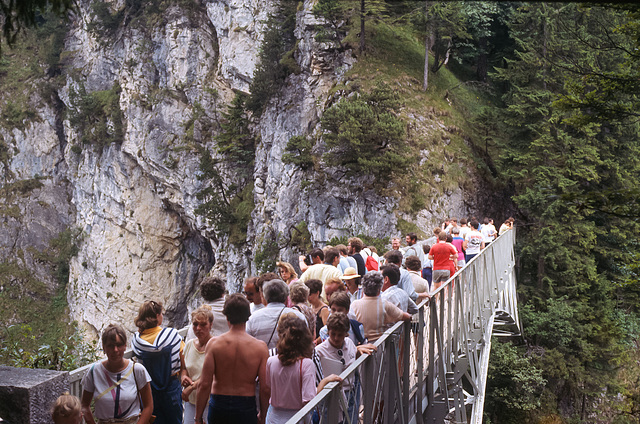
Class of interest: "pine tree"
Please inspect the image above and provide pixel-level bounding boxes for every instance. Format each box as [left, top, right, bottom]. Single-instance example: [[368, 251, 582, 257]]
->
[[493, 3, 640, 419]]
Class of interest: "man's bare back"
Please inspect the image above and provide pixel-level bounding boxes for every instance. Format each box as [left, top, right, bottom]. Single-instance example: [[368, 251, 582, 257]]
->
[[208, 328, 268, 396]]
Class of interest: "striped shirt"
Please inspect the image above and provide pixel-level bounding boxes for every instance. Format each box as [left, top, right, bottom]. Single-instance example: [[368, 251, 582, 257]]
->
[[131, 326, 183, 376], [382, 286, 418, 315]]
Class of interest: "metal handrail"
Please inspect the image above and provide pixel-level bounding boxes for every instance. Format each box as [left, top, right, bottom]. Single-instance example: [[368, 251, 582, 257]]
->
[[286, 228, 519, 424], [65, 229, 519, 424]]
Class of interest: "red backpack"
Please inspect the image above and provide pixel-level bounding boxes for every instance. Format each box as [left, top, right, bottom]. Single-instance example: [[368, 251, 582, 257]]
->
[[365, 255, 379, 271]]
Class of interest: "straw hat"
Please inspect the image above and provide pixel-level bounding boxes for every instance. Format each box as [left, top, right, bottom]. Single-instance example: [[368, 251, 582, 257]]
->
[[341, 267, 360, 280]]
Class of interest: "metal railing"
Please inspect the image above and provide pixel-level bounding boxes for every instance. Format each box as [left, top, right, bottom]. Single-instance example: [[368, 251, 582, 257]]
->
[[286, 228, 520, 424], [68, 327, 189, 398], [66, 229, 519, 424]]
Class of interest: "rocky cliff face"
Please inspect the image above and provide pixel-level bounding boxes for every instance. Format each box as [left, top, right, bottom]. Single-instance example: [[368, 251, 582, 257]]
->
[[0, 0, 472, 336]]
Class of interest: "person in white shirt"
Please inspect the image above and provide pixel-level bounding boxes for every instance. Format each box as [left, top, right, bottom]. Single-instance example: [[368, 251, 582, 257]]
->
[[464, 220, 485, 262], [246, 279, 306, 349], [481, 217, 497, 246]]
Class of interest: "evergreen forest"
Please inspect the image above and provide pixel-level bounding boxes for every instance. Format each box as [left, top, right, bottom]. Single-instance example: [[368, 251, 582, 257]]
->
[[309, 1, 640, 422]]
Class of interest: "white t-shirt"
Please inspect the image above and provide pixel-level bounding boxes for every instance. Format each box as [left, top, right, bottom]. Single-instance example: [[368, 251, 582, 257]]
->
[[315, 337, 357, 389], [81, 360, 151, 420], [465, 230, 484, 255], [481, 224, 496, 243]]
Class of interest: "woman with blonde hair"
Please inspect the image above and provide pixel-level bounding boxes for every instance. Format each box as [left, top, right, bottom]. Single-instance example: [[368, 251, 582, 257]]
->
[[81, 324, 153, 424], [181, 305, 214, 424], [276, 261, 298, 285], [131, 300, 184, 424]]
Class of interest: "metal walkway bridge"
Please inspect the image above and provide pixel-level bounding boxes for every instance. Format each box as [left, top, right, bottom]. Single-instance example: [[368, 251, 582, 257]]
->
[[68, 229, 519, 424], [287, 229, 521, 424]]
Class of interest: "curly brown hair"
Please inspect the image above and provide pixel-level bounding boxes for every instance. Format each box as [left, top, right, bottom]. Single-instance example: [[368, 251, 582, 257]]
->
[[276, 313, 313, 366]]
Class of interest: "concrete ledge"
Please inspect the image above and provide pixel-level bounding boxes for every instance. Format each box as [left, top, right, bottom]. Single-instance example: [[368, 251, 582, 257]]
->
[[0, 366, 69, 424]]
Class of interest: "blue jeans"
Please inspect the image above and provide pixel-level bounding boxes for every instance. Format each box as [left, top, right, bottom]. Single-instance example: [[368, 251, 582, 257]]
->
[[151, 375, 183, 424], [208, 394, 257, 424], [422, 267, 432, 287]]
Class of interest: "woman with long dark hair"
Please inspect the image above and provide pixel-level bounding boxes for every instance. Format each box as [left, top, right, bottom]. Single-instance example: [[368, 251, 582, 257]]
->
[[265, 314, 340, 423]]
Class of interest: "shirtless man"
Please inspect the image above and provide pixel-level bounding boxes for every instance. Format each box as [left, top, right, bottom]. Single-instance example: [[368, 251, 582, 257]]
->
[[195, 294, 269, 424]]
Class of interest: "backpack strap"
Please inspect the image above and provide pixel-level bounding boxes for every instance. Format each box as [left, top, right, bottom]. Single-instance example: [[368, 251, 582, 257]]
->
[[350, 319, 365, 345]]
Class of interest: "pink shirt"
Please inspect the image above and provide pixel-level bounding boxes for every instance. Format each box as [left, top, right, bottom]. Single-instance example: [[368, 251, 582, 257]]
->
[[266, 357, 316, 410]]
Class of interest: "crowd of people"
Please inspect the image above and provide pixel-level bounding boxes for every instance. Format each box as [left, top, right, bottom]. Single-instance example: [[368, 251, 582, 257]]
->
[[51, 216, 514, 424]]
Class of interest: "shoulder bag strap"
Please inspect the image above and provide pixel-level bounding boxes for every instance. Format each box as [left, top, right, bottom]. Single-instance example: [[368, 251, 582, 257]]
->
[[133, 363, 144, 413], [95, 365, 134, 401], [299, 359, 303, 400], [266, 307, 286, 347]]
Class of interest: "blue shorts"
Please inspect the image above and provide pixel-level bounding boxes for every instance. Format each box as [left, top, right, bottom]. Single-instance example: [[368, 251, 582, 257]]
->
[[208, 394, 257, 424]]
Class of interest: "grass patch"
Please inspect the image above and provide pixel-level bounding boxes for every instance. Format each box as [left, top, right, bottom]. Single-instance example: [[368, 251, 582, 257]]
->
[[326, 17, 498, 217]]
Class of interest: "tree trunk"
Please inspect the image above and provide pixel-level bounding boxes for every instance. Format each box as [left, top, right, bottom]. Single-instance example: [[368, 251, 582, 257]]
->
[[423, 0, 430, 90], [360, 0, 366, 52], [443, 38, 451, 66]]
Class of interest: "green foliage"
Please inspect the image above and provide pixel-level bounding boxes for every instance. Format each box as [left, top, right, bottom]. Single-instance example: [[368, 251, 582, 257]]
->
[[321, 83, 409, 188], [396, 218, 420, 238], [0, 0, 73, 49], [327, 234, 389, 256], [1, 100, 37, 129], [195, 146, 254, 246], [0, 226, 88, 371], [246, 0, 299, 113], [216, 92, 255, 172], [182, 99, 219, 147], [68, 82, 124, 148], [0, 323, 99, 371], [484, 339, 546, 423], [0, 177, 44, 200], [289, 221, 313, 253], [86, 0, 204, 40], [87, 1, 122, 38], [312, 0, 352, 48], [490, 3, 640, 419], [255, 235, 279, 274], [282, 135, 314, 170], [37, 227, 83, 286], [194, 91, 256, 245]]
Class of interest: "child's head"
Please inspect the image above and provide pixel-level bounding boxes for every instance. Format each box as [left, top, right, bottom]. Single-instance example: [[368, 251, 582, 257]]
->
[[328, 292, 350, 314], [51, 393, 82, 424], [326, 312, 350, 349]]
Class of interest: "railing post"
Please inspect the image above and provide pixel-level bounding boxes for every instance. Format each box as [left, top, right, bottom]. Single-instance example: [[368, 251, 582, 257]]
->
[[362, 348, 375, 423], [403, 320, 411, 424], [417, 302, 425, 424], [384, 337, 394, 424], [326, 383, 341, 423]]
